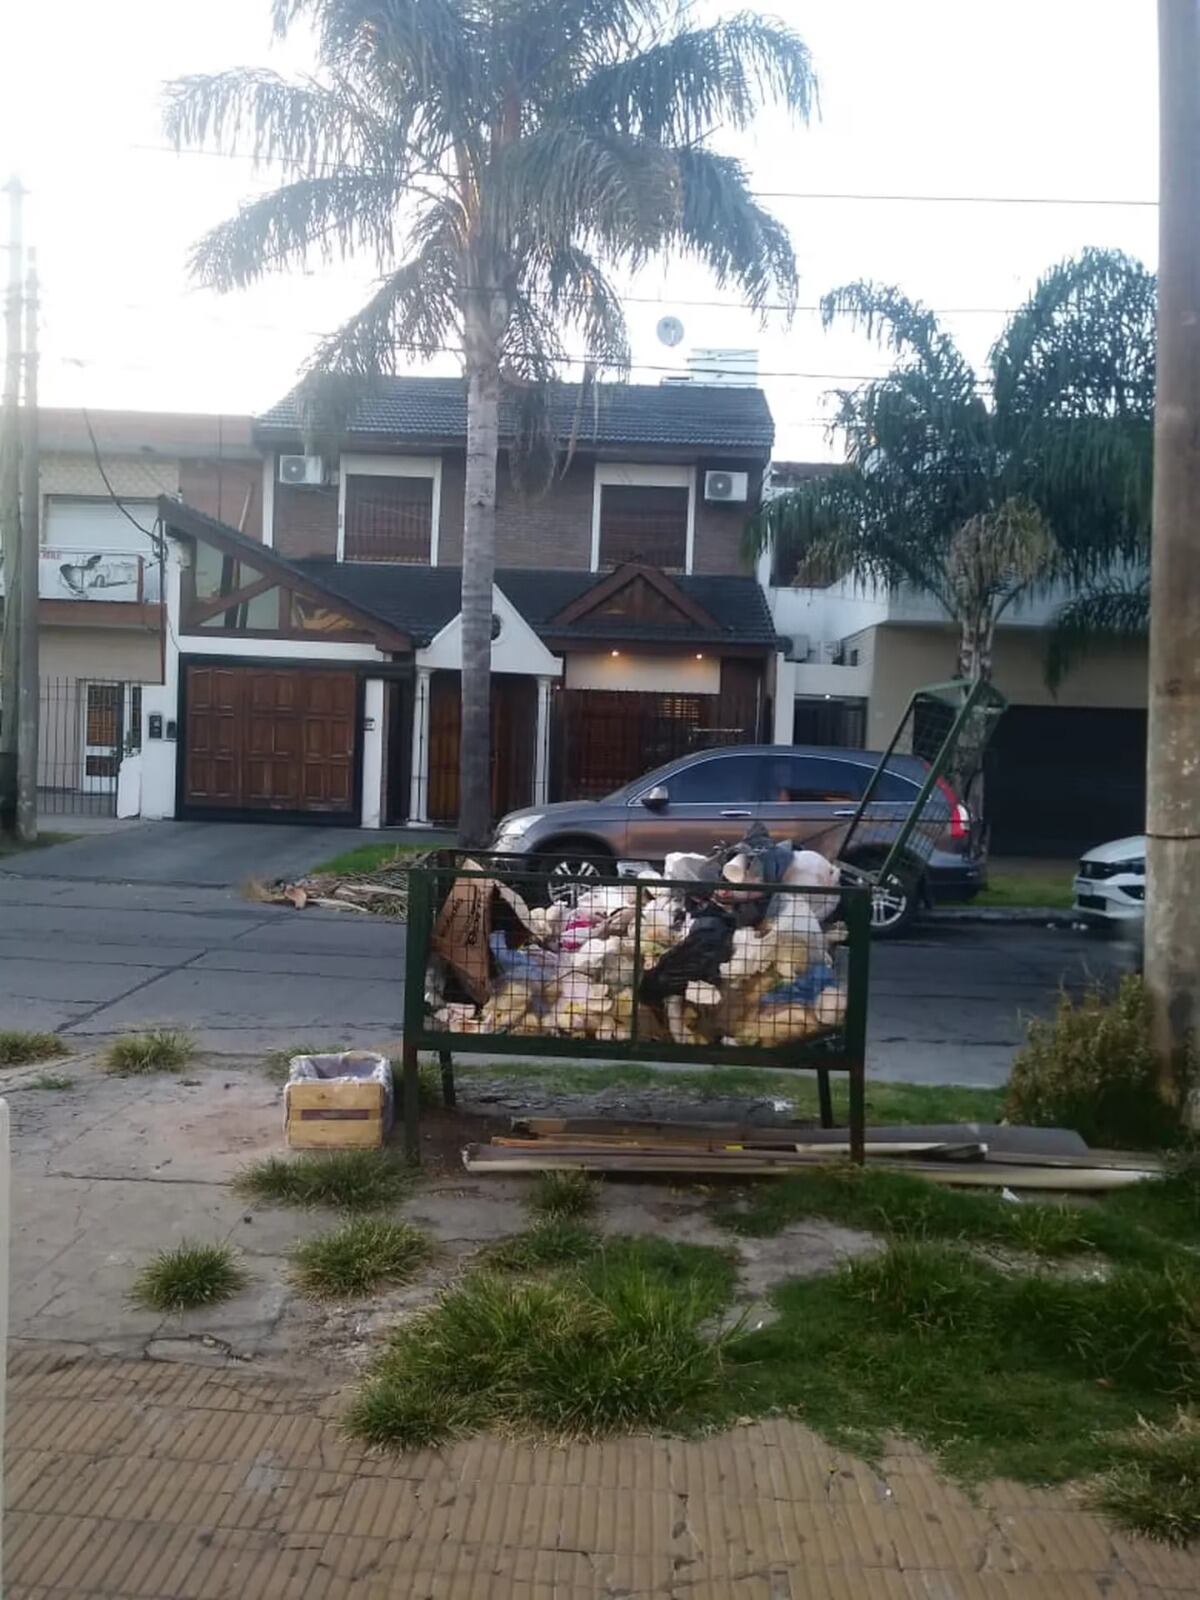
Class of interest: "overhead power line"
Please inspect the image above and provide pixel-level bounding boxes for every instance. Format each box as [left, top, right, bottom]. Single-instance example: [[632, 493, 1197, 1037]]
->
[[128, 143, 1157, 208]]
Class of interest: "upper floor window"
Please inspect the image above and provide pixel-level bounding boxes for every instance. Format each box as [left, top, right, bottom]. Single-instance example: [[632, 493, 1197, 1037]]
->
[[338, 453, 441, 564], [592, 463, 694, 573]]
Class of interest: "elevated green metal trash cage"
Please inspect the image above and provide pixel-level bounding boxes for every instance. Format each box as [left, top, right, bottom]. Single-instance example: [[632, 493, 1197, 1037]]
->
[[401, 850, 872, 1165]]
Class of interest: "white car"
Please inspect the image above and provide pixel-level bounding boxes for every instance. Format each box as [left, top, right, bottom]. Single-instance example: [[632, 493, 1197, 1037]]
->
[[1073, 834, 1146, 927]]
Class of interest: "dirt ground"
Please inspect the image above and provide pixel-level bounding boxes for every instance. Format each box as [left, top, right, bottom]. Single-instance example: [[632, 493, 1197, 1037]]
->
[[3, 1049, 878, 1375]]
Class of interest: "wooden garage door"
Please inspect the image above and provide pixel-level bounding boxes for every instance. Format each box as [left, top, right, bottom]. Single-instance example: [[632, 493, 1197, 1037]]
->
[[184, 665, 357, 816]]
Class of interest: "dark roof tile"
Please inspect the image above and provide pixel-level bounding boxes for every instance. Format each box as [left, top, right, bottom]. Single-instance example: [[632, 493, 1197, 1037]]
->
[[258, 376, 773, 452]]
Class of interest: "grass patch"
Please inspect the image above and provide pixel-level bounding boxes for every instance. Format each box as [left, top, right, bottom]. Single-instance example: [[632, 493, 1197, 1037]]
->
[[528, 1169, 598, 1220], [291, 1218, 433, 1299], [131, 1241, 246, 1312], [346, 1237, 737, 1450], [0, 829, 77, 860], [0, 1030, 65, 1066], [1085, 1412, 1200, 1546], [974, 872, 1074, 910], [262, 1042, 353, 1084], [715, 1164, 1180, 1269], [730, 1241, 1200, 1487], [310, 841, 432, 876], [453, 1060, 1005, 1126], [27, 1073, 74, 1091], [104, 1029, 194, 1075], [237, 1148, 412, 1211], [1106, 1158, 1200, 1245], [486, 1218, 601, 1273]]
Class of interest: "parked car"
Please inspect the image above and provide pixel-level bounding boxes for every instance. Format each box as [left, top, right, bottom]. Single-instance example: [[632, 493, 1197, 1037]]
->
[[491, 743, 985, 935], [1072, 834, 1146, 929]]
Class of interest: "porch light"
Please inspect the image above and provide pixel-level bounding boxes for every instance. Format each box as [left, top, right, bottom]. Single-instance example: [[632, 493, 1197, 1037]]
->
[[695, 652, 704, 659], [610, 649, 620, 657]]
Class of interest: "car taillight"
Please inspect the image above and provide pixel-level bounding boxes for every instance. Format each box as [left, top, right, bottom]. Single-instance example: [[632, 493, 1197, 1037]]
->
[[936, 776, 969, 840]]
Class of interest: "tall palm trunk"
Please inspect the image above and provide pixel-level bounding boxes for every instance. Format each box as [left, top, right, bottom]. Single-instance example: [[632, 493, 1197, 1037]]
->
[[459, 297, 500, 846], [955, 611, 995, 683]]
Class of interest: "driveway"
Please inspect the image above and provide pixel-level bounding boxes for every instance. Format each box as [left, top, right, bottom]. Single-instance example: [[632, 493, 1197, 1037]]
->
[[0, 826, 1129, 1078]]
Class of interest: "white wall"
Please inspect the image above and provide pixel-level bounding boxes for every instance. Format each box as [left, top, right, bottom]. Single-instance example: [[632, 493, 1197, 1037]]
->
[[564, 650, 720, 695]]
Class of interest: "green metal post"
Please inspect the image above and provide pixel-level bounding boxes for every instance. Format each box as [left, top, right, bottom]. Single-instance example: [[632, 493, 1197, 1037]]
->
[[401, 866, 433, 1162], [843, 886, 872, 1164]]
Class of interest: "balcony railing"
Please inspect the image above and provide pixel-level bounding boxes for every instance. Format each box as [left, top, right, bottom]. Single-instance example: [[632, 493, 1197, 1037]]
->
[[0, 548, 163, 604]]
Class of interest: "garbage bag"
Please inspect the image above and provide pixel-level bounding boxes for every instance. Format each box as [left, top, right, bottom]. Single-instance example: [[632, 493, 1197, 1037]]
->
[[641, 906, 737, 1004]]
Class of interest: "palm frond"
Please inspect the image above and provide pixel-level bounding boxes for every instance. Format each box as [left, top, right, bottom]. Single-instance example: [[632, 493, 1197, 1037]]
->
[[567, 13, 816, 142], [524, 244, 631, 373], [821, 282, 979, 398], [670, 146, 796, 312], [188, 171, 402, 289], [164, 69, 389, 171], [1044, 578, 1150, 690], [945, 499, 1059, 612]]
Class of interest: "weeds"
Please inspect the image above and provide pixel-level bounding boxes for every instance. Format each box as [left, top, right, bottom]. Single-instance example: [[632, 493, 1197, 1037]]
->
[[486, 1218, 600, 1273], [528, 1169, 598, 1220], [292, 1218, 433, 1299], [0, 1030, 65, 1067], [1086, 1413, 1200, 1546], [237, 1149, 412, 1211], [27, 1073, 74, 1091], [104, 1030, 194, 1075], [1006, 974, 1195, 1149], [131, 1242, 245, 1312], [346, 1238, 736, 1450]]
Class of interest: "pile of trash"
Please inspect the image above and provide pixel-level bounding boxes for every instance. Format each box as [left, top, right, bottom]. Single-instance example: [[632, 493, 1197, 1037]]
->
[[426, 825, 848, 1049]]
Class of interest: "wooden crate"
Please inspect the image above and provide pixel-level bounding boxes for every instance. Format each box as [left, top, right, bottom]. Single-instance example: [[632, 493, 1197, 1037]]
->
[[285, 1078, 389, 1149]]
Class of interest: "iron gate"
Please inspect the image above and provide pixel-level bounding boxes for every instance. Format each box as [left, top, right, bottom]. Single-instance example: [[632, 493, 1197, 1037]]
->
[[33, 677, 140, 817]]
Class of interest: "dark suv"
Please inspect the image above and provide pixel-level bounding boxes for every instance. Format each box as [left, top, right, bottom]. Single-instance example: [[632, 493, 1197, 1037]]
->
[[491, 744, 985, 933]]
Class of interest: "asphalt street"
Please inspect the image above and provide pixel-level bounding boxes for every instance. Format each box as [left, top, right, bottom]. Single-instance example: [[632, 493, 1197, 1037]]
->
[[0, 821, 1130, 1084]]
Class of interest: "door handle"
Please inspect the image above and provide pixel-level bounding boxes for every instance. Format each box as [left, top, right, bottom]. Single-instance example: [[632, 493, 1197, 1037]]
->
[[833, 808, 857, 816], [720, 809, 753, 818]]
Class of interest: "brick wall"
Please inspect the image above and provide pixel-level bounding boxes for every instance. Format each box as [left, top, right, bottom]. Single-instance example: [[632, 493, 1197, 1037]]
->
[[433, 450, 595, 568], [179, 459, 262, 540], [273, 483, 338, 558]]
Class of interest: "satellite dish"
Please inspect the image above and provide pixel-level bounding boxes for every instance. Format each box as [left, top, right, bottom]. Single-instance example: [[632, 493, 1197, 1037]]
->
[[656, 315, 685, 348]]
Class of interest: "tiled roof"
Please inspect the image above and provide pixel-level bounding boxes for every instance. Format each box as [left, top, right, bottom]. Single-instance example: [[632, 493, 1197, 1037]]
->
[[295, 560, 780, 649], [258, 376, 774, 452]]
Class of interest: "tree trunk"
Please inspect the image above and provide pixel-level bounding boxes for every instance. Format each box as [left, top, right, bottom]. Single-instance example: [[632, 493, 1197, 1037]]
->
[[1145, 0, 1200, 1120], [459, 301, 500, 847]]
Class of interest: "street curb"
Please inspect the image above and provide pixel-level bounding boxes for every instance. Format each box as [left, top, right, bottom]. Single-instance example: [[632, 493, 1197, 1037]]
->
[[930, 906, 1079, 928]]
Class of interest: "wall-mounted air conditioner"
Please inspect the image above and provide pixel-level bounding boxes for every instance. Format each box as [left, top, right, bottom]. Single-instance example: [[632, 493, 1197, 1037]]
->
[[278, 454, 326, 486], [703, 469, 749, 503], [784, 634, 810, 663]]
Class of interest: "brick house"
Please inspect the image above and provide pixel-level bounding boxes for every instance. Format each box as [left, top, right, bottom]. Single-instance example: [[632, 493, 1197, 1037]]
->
[[133, 377, 779, 829]]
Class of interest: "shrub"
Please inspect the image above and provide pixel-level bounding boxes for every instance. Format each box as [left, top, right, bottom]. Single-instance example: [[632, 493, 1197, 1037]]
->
[[1087, 1412, 1200, 1545], [1005, 976, 1193, 1148], [237, 1149, 412, 1210], [0, 1030, 65, 1066], [486, 1218, 601, 1272], [528, 1169, 598, 1220], [104, 1030, 194, 1075]]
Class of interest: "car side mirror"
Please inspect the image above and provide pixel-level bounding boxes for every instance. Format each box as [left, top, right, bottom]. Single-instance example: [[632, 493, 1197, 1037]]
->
[[641, 785, 669, 811]]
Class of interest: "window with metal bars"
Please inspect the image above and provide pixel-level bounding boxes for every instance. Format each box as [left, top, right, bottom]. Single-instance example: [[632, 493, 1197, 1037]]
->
[[598, 485, 688, 570], [344, 474, 434, 562]]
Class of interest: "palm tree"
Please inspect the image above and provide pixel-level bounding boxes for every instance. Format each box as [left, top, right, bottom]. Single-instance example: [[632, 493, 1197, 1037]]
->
[[165, 0, 816, 845], [752, 248, 1155, 686]]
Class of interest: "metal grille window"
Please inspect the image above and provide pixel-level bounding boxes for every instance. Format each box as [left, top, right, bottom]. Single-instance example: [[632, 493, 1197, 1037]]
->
[[598, 485, 688, 570], [344, 474, 433, 562]]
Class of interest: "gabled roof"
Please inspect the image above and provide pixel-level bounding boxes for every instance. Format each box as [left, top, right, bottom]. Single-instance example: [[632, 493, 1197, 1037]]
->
[[257, 376, 774, 453], [297, 559, 780, 649]]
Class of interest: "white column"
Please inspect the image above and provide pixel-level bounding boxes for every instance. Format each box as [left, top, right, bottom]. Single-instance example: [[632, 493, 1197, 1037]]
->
[[360, 678, 385, 829], [772, 652, 796, 745], [407, 666, 432, 826], [533, 675, 553, 806], [261, 456, 275, 548], [139, 551, 182, 818]]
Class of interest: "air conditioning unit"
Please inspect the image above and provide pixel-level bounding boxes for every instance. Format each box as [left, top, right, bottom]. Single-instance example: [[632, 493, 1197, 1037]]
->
[[784, 634, 810, 663], [278, 454, 325, 486], [704, 469, 749, 503]]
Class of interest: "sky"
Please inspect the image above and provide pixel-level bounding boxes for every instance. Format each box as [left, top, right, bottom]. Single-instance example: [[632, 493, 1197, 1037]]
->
[[0, 1, 1160, 460]]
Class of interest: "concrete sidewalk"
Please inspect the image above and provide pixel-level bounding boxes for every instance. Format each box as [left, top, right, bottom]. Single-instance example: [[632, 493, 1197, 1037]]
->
[[6, 1345, 1197, 1599]]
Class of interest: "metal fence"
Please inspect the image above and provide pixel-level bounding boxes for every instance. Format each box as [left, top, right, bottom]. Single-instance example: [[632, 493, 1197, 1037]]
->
[[31, 677, 140, 817], [400, 849, 871, 1162]]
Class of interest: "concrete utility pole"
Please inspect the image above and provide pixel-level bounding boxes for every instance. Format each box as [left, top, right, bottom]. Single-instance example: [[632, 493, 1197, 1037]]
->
[[1146, 0, 1200, 1114], [0, 176, 22, 830], [16, 249, 38, 842]]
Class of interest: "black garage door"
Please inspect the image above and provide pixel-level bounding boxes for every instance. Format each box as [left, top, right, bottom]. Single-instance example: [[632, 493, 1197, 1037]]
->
[[986, 705, 1146, 857]]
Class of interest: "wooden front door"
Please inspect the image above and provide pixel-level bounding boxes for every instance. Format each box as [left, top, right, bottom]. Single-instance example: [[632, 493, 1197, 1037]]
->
[[183, 664, 357, 817], [426, 671, 537, 825]]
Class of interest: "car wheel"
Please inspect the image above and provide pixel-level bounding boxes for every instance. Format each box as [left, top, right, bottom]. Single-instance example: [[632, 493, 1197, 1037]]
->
[[537, 841, 614, 904]]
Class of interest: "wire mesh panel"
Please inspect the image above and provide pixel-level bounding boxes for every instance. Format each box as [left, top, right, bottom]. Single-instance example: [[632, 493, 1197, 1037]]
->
[[31, 677, 139, 817], [401, 847, 871, 1161], [837, 678, 1007, 903]]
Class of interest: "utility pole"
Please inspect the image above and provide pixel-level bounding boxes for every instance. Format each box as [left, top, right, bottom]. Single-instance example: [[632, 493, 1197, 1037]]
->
[[0, 175, 22, 833], [16, 248, 38, 842], [1146, 0, 1200, 1115]]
